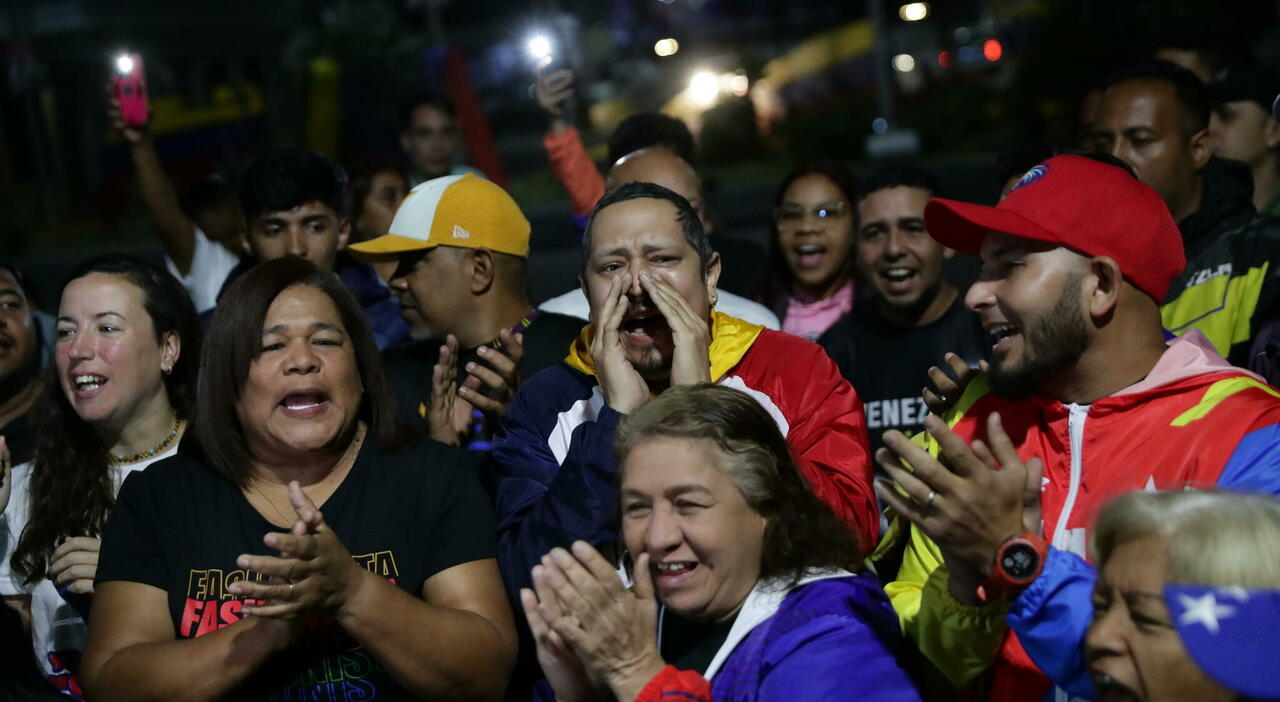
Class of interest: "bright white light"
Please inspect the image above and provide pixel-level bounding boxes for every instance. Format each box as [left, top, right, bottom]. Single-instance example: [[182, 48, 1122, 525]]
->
[[526, 35, 552, 62], [899, 2, 929, 21], [892, 53, 916, 73], [654, 38, 680, 57], [728, 72, 749, 96], [115, 54, 134, 75], [688, 70, 720, 107]]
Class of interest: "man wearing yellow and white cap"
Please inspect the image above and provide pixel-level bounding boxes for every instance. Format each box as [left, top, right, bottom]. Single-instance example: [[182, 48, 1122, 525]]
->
[[349, 173, 584, 448]]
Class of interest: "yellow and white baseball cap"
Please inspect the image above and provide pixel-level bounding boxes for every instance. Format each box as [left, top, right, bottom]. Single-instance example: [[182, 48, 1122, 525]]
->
[[348, 173, 531, 259]]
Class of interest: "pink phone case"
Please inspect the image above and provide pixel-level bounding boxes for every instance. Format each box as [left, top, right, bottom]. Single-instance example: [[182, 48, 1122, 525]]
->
[[113, 53, 148, 128]]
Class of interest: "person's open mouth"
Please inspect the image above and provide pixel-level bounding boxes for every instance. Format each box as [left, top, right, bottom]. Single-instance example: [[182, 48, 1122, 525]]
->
[[878, 265, 919, 295], [652, 560, 699, 589], [621, 307, 669, 345], [793, 243, 827, 271], [71, 373, 109, 398], [279, 389, 330, 418], [986, 321, 1022, 355], [1090, 672, 1141, 702]]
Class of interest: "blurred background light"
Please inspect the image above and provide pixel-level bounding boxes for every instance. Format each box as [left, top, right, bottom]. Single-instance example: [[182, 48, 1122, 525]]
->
[[892, 53, 916, 72], [688, 70, 720, 107], [984, 38, 1003, 62], [898, 3, 929, 22], [653, 37, 680, 57]]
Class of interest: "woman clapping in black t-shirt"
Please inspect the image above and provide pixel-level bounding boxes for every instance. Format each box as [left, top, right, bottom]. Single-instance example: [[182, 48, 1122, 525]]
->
[[81, 258, 516, 702]]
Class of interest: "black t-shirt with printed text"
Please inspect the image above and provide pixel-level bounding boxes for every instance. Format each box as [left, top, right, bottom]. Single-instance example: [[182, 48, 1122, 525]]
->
[[819, 295, 990, 456], [96, 436, 497, 701]]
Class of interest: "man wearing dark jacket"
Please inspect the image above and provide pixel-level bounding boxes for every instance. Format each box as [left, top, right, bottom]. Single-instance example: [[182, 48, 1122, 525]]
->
[[1094, 61, 1280, 372], [349, 174, 584, 449], [489, 182, 877, 605]]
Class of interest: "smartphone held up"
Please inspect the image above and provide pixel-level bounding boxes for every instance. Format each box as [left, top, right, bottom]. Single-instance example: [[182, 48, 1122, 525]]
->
[[111, 52, 149, 129]]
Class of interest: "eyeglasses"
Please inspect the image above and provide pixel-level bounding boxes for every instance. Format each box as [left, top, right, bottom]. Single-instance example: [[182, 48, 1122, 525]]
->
[[774, 201, 847, 226]]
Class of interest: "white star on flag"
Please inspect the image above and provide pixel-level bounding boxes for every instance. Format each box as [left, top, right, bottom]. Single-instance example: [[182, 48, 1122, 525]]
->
[[1178, 592, 1237, 634]]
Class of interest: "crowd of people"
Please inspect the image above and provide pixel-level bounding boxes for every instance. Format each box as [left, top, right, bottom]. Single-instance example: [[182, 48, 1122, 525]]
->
[[1, 35, 1280, 702]]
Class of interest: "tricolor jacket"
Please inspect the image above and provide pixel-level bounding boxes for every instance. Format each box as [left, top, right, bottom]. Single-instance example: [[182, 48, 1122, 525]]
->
[[489, 312, 877, 603], [880, 331, 1280, 702]]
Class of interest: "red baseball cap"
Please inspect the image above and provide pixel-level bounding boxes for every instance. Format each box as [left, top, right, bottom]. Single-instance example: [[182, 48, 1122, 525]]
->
[[923, 155, 1186, 302]]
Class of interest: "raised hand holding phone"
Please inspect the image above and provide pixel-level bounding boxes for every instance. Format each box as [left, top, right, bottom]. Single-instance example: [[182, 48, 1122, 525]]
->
[[111, 52, 149, 130]]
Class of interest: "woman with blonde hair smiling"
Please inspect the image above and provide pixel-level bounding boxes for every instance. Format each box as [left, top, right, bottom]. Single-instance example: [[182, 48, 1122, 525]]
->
[[521, 384, 920, 701]]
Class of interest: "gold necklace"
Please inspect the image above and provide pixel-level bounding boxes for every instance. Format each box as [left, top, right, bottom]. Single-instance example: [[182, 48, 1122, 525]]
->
[[247, 424, 366, 526], [249, 479, 296, 526], [109, 418, 183, 465]]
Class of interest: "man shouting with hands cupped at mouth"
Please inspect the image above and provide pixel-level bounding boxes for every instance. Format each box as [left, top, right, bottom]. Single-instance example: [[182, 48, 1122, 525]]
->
[[490, 181, 878, 606]]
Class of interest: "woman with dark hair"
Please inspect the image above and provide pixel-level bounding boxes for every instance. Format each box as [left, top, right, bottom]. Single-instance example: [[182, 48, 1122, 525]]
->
[[757, 160, 860, 340], [1, 254, 201, 696], [81, 257, 516, 702], [521, 384, 920, 701]]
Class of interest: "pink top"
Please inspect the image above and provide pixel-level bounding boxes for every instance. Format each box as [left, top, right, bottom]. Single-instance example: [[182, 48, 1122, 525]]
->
[[781, 282, 855, 340], [1116, 329, 1263, 397]]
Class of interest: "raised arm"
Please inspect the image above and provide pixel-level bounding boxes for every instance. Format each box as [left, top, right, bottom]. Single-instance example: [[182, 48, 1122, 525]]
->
[[536, 68, 605, 221], [107, 88, 197, 274]]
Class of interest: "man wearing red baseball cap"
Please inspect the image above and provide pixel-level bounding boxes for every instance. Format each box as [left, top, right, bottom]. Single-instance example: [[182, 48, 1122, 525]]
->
[[872, 154, 1280, 701]]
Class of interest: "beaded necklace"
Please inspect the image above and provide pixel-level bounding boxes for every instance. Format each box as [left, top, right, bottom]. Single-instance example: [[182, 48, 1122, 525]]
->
[[109, 418, 182, 466]]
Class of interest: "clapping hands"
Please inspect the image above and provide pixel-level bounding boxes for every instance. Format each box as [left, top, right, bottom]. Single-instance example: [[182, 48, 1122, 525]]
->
[[427, 332, 525, 446], [230, 481, 367, 619], [521, 542, 665, 702]]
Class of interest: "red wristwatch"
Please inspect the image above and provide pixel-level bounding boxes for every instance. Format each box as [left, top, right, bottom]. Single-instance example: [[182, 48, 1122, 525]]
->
[[977, 533, 1049, 603]]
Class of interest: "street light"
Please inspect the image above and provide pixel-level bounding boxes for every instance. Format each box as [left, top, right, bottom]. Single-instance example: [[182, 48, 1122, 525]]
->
[[898, 2, 929, 21], [892, 53, 916, 72]]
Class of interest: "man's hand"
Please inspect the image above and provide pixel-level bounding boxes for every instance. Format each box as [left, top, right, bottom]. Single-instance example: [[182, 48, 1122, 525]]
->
[[874, 413, 1045, 594], [427, 335, 473, 446], [640, 272, 711, 386], [535, 67, 574, 133], [922, 353, 988, 416], [460, 328, 524, 421], [591, 275, 649, 413]]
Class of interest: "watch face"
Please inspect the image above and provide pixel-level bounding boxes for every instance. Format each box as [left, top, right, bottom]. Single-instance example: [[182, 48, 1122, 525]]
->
[[1001, 543, 1040, 581]]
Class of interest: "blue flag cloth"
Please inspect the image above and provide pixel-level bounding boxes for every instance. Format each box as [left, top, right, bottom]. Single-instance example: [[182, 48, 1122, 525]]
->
[[1165, 584, 1280, 700]]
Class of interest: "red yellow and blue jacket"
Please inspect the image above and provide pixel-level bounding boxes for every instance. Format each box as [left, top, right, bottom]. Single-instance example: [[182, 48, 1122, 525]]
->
[[880, 331, 1280, 701], [489, 312, 877, 606]]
